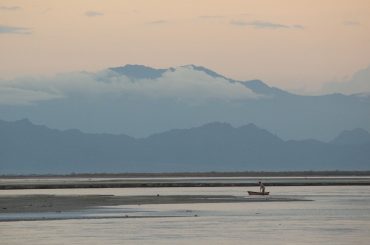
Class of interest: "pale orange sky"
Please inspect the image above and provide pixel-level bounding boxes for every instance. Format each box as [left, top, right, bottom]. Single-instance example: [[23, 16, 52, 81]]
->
[[1, 0, 370, 91]]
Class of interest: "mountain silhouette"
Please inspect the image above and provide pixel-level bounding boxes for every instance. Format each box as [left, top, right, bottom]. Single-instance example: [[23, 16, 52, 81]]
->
[[1, 119, 369, 174], [331, 128, 370, 145], [109, 64, 169, 79]]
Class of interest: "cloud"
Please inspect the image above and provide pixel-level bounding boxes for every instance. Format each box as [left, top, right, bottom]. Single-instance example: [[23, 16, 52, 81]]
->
[[198, 15, 225, 19], [0, 87, 62, 105], [148, 20, 169, 24], [0, 66, 259, 105], [85, 11, 104, 17], [343, 20, 360, 26], [231, 20, 304, 29], [0, 25, 31, 34], [322, 65, 370, 95], [120, 67, 258, 102], [0, 6, 21, 11], [292, 24, 304, 29]]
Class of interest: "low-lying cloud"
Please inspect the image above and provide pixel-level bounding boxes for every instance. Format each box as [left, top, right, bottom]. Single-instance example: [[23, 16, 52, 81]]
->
[[199, 15, 225, 19], [0, 25, 31, 34], [0, 66, 259, 105], [322, 65, 370, 95], [148, 20, 169, 25], [0, 87, 62, 105], [343, 20, 360, 26], [231, 20, 304, 29], [85, 11, 104, 17], [0, 6, 21, 11]]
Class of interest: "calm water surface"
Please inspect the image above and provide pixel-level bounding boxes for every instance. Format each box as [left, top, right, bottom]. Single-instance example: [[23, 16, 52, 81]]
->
[[1, 185, 370, 244]]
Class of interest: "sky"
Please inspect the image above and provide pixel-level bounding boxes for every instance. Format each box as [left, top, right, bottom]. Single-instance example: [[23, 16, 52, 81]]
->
[[1, 0, 370, 92]]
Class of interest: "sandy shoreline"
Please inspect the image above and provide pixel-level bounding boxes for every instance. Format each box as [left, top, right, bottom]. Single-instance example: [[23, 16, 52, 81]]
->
[[0, 194, 308, 214]]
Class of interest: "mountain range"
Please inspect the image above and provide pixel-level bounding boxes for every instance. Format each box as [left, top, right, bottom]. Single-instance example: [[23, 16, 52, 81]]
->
[[1, 119, 369, 174], [0, 64, 369, 141]]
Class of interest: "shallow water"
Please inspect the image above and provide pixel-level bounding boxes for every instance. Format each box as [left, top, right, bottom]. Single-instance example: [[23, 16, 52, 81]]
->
[[1, 186, 370, 244]]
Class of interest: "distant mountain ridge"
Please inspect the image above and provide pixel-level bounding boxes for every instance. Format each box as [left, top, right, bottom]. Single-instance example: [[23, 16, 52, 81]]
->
[[110, 64, 170, 79], [1, 119, 369, 174], [109, 64, 292, 96], [0, 64, 369, 141], [331, 128, 370, 145]]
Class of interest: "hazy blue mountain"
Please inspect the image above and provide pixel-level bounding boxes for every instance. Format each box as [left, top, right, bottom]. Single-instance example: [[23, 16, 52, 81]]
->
[[184, 64, 230, 80], [0, 119, 136, 173], [0, 64, 369, 141], [109, 64, 170, 79], [1, 119, 369, 174], [242, 80, 293, 96], [110, 64, 293, 96], [331, 128, 370, 145]]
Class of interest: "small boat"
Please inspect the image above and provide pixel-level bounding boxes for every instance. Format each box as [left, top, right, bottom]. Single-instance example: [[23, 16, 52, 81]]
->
[[247, 191, 270, 196]]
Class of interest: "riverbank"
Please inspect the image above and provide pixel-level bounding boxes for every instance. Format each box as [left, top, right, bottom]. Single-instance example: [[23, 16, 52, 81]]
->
[[1, 176, 370, 190], [3, 171, 370, 178]]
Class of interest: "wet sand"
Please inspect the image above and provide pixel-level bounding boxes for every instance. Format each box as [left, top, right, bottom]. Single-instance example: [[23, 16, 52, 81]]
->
[[0, 194, 308, 214]]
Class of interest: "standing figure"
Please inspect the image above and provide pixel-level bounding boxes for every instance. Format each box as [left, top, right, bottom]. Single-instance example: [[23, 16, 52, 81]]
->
[[258, 181, 265, 194]]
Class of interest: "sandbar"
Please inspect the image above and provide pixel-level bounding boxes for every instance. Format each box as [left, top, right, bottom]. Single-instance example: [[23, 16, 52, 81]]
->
[[0, 194, 308, 214]]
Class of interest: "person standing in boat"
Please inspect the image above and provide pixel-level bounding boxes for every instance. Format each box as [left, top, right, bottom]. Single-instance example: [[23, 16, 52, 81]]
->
[[258, 181, 265, 193]]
